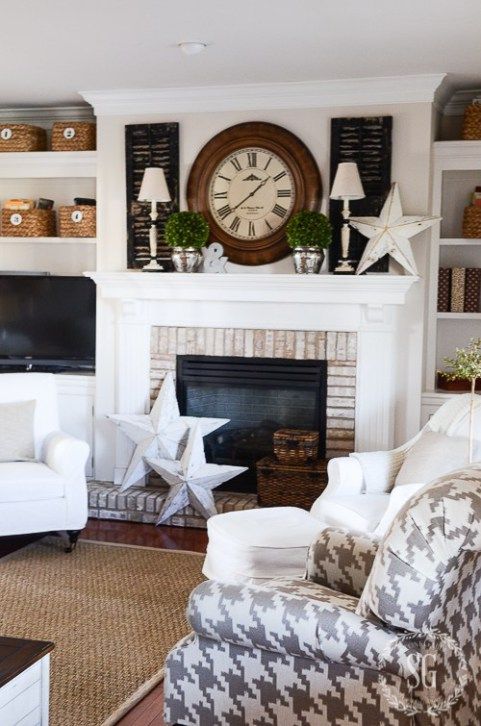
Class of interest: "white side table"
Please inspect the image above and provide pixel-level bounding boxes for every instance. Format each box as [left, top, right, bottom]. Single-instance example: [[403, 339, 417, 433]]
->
[[0, 637, 54, 725]]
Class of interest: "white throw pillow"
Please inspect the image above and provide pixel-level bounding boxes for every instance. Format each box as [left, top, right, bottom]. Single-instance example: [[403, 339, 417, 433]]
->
[[349, 450, 404, 494], [0, 400, 36, 462], [373, 482, 427, 539], [394, 431, 471, 488]]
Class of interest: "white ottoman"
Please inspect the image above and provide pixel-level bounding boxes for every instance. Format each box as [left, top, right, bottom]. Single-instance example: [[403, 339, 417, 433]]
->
[[202, 506, 325, 583]]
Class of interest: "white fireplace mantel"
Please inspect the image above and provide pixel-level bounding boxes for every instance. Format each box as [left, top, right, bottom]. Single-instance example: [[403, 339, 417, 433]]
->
[[88, 271, 419, 481], [86, 271, 417, 306]]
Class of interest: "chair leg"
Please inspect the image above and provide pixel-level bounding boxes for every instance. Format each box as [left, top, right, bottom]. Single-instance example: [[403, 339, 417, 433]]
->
[[65, 530, 81, 553]]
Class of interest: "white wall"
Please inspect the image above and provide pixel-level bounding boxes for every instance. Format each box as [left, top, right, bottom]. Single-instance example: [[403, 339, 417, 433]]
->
[[93, 101, 434, 479]]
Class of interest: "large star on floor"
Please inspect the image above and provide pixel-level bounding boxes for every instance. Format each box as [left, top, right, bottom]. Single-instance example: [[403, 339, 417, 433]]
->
[[147, 423, 247, 524], [349, 182, 440, 275], [108, 373, 229, 492]]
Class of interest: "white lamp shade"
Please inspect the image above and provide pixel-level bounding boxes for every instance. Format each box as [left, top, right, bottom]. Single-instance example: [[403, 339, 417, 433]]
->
[[138, 167, 171, 202], [330, 162, 365, 201]]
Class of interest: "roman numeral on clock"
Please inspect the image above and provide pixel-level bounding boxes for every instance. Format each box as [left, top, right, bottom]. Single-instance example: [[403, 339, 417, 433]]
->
[[248, 221, 256, 237], [272, 204, 287, 218], [214, 191, 228, 199], [218, 174, 231, 182], [229, 216, 241, 233], [247, 152, 257, 168], [264, 157, 272, 171], [217, 204, 232, 220], [277, 189, 291, 197], [265, 219, 273, 231], [230, 157, 242, 172], [273, 171, 287, 182]]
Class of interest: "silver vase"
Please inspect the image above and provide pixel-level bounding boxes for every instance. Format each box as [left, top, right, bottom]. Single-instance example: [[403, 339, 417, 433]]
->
[[292, 247, 325, 274], [171, 247, 202, 273]]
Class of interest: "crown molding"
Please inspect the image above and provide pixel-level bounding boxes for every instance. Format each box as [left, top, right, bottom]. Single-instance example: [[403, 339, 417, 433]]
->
[[80, 74, 446, 116], [0, 105, 94, 124], [442, 88, 481, 116]]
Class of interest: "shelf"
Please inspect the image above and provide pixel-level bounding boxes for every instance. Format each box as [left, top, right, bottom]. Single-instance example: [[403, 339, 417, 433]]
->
[[0, 236, 96, 245], [0, 151, 96, 178], [437, 312, 481, 319], [439, 238, 481, 246]]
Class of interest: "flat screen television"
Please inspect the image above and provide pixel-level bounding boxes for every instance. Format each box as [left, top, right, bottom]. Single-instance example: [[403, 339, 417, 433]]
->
[[0, 274, 96, 371]]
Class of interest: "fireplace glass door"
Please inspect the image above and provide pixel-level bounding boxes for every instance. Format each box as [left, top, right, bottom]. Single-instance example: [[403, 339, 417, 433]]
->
[[177, 355, 327, 493]]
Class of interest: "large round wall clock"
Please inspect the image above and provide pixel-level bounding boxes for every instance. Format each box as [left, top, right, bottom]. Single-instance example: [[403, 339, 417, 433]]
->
[[187, 122, 322, 265]]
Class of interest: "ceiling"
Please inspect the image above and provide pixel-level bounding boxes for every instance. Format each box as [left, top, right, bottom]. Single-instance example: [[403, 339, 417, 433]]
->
[[1, 0, 481, 107]]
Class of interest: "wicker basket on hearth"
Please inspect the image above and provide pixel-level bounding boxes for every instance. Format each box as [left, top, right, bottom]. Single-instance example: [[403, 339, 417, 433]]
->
[[273, 428, 319, 464]]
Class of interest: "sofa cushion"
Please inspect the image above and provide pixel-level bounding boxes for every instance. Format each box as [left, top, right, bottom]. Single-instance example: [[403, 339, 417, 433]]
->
[[312, 494, 389, 534], [357, 465, 481, 632], [188, 577, 410, 677], [0, 462, 64, 502], [395, 430, 471, 487], [0, 400, 36, 462]]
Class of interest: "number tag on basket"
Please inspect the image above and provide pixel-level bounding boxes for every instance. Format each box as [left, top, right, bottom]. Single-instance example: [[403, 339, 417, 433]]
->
[[1, 128, 12, 140], [71, 210, 83, 223], [63, 127, 76, 140], [10, 213, 22, 226]]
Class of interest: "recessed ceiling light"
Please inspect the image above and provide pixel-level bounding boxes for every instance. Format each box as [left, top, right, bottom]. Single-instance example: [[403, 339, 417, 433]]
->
[[178, 42, 208, 56]]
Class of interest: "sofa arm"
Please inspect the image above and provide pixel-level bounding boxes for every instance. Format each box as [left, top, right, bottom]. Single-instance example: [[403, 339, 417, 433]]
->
[[187, 578, 410, 677], [306, 527, 378, 596], [44, 431, 89, 479]]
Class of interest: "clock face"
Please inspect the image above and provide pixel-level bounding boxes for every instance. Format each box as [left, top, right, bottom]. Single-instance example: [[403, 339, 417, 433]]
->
[[208, 147, 295, 241]]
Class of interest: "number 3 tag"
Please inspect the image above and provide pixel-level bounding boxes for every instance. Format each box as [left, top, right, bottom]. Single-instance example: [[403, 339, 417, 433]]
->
[[71, 210, 83, 223], [10, 213, 22, 226], [63, 127, 76, 140], [1, 128, 12, 140]]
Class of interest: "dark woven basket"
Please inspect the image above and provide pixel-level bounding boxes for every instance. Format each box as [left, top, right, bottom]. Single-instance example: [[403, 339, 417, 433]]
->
[[273, 428, 319, 464], [51, 122, 96, 151], [59, 205, 96, 237], [462, 102, 481, 140], [0, 124, 46, 152], [256, 456, 328, 509], [1, 208, 55, 237], [463, 206, 481, 238]]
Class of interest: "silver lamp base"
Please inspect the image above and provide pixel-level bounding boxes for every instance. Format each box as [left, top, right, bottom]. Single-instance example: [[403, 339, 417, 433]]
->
[[142, 258, 164, 272], [334, 258, 356, 274]]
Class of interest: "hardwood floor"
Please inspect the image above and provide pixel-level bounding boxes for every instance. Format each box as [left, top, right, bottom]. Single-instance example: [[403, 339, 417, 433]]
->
[[1, 519, 208, 726]]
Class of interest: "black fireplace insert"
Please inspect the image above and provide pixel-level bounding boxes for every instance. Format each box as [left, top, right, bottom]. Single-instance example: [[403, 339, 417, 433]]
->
[[177, 355, 327, 493]]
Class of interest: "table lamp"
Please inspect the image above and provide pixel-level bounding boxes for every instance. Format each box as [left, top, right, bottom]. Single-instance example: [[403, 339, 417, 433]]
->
[[138, 167, 171, 271], [330, 162, 365, 273]]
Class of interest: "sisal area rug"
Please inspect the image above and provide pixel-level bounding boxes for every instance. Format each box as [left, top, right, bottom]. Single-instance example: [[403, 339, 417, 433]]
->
[[0, 537, 204, 726]]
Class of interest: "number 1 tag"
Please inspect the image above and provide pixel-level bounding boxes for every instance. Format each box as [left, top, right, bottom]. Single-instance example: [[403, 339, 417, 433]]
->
[[71, 210, 83, 223], [1, 128, 12, 140]]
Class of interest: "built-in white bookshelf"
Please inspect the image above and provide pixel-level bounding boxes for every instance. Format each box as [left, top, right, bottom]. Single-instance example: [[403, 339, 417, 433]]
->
[[0, 109, 97, 275], [424, 140, 481, 410]]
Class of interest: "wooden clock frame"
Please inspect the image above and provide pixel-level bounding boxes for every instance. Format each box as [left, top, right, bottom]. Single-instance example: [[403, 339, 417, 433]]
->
[[187, 121, 322, 265]]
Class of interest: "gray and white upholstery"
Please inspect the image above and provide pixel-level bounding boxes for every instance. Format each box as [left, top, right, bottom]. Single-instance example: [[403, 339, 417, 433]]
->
[[164, 466, 481, 725]]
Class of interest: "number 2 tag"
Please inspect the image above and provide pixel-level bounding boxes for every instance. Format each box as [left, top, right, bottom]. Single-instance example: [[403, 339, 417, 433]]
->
[[63, 127, 76, 140], [10, 213, 22, 226]]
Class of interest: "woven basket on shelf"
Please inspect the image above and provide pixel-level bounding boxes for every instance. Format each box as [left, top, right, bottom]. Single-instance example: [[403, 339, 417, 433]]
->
[[256, 456, 328, 509], [58, 205, 96, 237], [273, 428, 319, 464], [462, 101, 481, 140], [51, 122, 96, 151], [463, 206, 481, 238], [1, 208, 55, 237], [0, 124, 46, 152]]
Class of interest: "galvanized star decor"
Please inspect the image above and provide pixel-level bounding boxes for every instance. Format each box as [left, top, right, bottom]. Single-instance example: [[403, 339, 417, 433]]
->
[[349, 182, 440, 275], [108, 373, 229, 492], [147, 423, 247, 524]]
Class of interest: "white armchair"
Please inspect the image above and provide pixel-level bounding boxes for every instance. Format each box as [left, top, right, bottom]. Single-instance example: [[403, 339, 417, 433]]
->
[[203, 393, 481, 582], [0, 373, 89, 551]]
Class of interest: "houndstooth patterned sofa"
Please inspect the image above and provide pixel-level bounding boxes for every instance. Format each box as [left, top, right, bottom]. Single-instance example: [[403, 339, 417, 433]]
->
[[164, 466, 481, 725]]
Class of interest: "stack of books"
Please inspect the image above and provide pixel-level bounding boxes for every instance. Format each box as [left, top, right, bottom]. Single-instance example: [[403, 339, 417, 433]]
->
[[437, 267, 481, 312]]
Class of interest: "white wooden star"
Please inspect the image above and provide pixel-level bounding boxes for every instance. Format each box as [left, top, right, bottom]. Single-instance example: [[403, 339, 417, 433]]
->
[[108, 373, 229, 491], [349, 182, 440, 275], [147, 423, 247, 524]]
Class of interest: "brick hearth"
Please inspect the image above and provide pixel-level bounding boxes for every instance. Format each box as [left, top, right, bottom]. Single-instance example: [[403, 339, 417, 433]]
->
[[88, 481, 258, 528]]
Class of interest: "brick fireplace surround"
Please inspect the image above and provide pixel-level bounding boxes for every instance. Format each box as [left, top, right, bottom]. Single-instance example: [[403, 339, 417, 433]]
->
[[86, 272, 418, 528]]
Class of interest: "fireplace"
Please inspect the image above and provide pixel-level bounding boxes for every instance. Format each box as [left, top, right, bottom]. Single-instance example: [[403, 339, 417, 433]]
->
[[176, 355, 327, 493]]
